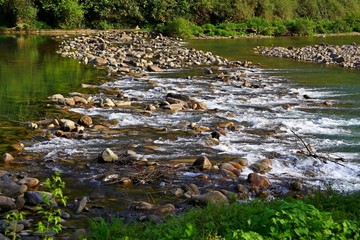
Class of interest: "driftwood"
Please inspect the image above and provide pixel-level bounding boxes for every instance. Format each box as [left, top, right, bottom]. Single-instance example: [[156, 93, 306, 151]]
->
[[291, 129, 346, 166]]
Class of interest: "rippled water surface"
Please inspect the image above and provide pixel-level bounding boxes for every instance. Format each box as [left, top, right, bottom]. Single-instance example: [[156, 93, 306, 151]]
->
[[1, 35, 360, 207]]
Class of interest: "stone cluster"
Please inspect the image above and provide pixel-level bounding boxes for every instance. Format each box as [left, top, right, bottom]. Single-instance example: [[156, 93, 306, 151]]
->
[[256, 43, 360, 68]]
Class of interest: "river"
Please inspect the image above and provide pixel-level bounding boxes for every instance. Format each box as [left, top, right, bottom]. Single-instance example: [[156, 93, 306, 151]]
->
[[0, 34, 359, 212]]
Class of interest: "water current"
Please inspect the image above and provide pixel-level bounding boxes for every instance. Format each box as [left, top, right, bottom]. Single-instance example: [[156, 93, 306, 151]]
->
[[1, 35, 360, 209]]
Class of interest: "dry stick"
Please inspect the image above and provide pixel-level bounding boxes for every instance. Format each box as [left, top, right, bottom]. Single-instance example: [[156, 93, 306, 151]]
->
[[290, 129, 346, 167]]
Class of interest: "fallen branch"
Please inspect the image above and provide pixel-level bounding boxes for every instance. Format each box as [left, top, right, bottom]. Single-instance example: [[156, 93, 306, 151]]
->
[[290, 129, 346, 166]]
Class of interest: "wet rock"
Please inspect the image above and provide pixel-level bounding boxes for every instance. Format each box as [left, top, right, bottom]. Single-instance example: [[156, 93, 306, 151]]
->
[[60, 119, 77, 132], [0, 175, 27, 198], [247, 173, 271, 187], [303, 94, 311, 99], [183, 183, 200, 197], [155, 204, 175, 216], [220, 163, 240, 177], [74, 196, 87, 213], [65, 97, 76, 106], [132, 201, 154, 210], [192, 191, 229, 206], [0, 196, 16, 210], [78, 115, 93, 127], [103, 98, 115, 107], [2, 153, 14, 163], [229, 161, 244, 171], [15, 195, 25, 209], [250, 160, 272, 173], [24, 191, 52, 205], [323, 100, 333, 106], [163, 103, 184, 112], [17, 177, 39, 188], [192, 156, 212, 170], [73, 96, 88, 105], [98, 148, 119, 163], [290, 180, 303, 191]]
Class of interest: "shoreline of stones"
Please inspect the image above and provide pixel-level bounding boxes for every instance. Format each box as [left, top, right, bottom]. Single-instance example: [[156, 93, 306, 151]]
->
[[255, 43, 360, 68], [1, 30, 313, 239]]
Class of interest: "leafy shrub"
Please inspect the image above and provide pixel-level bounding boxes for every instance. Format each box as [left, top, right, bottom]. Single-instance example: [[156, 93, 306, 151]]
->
[[246, 201, 360, 239], [286, 18, 315, 35], [162, 17, 194, 39]]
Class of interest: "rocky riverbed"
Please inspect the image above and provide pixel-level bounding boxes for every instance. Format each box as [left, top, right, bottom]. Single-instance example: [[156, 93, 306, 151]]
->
[[1, 30, 359, 239], [256, 43, 360, 68]]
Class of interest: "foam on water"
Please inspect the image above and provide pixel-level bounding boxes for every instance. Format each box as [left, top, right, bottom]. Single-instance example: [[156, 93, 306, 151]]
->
[[25, 66, 360, 192]]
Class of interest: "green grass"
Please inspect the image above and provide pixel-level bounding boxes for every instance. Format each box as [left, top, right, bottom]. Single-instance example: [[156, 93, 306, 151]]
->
[[89, 190, 360, 240]]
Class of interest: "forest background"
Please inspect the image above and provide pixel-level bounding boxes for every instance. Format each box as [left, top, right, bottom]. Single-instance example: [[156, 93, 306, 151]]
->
[[1, 0, 360, 37]]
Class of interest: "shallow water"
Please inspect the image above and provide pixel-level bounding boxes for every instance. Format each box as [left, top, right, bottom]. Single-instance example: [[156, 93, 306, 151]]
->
[[1, 35, 360, 212]]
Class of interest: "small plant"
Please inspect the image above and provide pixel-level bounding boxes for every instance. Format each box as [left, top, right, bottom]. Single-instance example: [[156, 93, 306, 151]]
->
[[5, 211, 24, 240], [36, 171, 68, 240]]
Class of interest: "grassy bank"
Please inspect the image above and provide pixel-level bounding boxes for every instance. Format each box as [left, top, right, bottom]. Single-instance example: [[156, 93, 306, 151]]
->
[[89, 190, 360, 239]]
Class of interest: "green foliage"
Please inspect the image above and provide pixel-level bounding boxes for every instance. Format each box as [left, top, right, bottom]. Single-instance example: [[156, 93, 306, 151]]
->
[[162, 17, 194, 39], [36, 171, 68, 240], [285, 18, 315, 36], [5, 211, 24, 240], [89, 191, 360, 240]]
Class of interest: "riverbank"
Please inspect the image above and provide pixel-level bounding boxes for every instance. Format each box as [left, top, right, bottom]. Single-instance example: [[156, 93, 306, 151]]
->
[[1, 30, 360, 239]]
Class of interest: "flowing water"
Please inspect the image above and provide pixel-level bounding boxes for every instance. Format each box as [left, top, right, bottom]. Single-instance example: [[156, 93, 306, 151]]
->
[[1, 35, 360, 211]]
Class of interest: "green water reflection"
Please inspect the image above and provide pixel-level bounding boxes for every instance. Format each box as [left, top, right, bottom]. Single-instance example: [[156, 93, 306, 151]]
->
[[0, 35, 102, 153]]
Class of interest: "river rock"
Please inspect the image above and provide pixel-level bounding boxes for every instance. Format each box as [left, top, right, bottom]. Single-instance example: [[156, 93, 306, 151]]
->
[[73, 96, 88, 105], [247, 173, 271, 187], [17, 177, 39, 188], [74, 196, 87, 213], [65, 97, 76, 106], [192, 156, 212, 170], [132, 201, 154, 210], [49, 94, 65, 102], [98, 148, 119, 162], [0, 196, 16, 210], [2, 153, 14, 163], [220, 163, 240, 176], [154, 204, 175, 216], [60, 119, 77, 132], [24, 191, 52, 205], [192, 191, 229, 205], [290, 180, 303, 191], [78, 115, 93, 127], [147, 65, 163, 72], [90, 57, 107, 66], [0, 175, 27, 198]]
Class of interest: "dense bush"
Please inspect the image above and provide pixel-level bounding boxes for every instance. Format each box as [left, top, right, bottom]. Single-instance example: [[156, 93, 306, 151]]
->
[[161, 17, 194, 39], [1, 0, 360, 30]]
